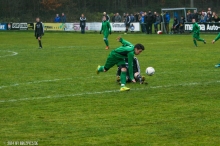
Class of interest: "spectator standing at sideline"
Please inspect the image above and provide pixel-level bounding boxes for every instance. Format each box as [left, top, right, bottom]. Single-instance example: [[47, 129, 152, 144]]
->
[[154, 12, 161, 33], [179, 16, 185, 33], [165, 11, 170, 33], [207, 8, 212, 15], [186, 10, 192, 22], [200, 12, 207, 23], [125, 13, 131, 34], [146, 11, 154, 34], [212, 12, 216, 21], [170, 17, 179, 34], [130, 14, 135, 22], [115, 13, 121, 22], [112, 14, 116, 22], [206, 13, 212, 22], [80, 14, 86, 34], [135, 12, 139, 22], [140, 13, 146, 33], [192, 10, 198, 22], [213, 15, 220, 22], [54, 14, 61, 23], [103, 12, 110, 22], [60, 12, 66, 23]]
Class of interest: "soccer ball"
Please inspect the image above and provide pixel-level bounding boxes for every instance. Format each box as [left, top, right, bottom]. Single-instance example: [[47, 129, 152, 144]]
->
[[157, 30, 162, 34], [146, 67, 155, 76]]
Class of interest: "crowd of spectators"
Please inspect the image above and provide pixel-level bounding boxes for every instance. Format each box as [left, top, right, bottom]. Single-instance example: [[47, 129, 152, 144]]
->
[[187, 8, 220, 23], [52, 7, 219, 34], [54, 13, 66, 23], [110, 7, 220, 34], [111, 11, 170, 34]]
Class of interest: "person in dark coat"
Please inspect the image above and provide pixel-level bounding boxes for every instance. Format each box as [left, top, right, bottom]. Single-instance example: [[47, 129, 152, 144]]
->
[[80, 14, 86, 34]]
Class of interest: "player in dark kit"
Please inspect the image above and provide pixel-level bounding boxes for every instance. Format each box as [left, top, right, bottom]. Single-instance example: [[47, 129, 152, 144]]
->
[[116, 57, 145, 84], [35, 17, 44, 49]]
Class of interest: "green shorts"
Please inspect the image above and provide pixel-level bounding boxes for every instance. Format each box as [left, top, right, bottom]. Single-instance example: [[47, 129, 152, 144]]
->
[[104, 52, 126, 71], [193, 33, 200, 39], [103, 33, 109, 39]]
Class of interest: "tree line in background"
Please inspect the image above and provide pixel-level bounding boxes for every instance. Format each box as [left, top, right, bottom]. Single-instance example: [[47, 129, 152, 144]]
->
[[0, 0, 219, 22]]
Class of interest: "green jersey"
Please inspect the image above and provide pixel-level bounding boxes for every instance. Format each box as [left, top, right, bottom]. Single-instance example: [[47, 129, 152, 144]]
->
[[112, 38, 135, 80], [191, 22, 200, 34], [100, 21, 111, 34]]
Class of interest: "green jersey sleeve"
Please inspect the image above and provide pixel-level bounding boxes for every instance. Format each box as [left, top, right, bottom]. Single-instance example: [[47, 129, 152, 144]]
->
[[127, 52, 134, 80], [107, 22, 111, 32], [100, 22, 103, 32], [119, 38, 133, 46]]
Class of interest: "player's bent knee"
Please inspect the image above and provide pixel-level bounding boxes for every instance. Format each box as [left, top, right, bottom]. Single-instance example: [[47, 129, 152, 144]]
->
[[121, 67, 127, 72], [134, 72, 139, 78]]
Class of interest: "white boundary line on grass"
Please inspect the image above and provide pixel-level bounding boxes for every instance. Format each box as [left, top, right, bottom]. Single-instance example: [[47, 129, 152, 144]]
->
[[0, 50, 18, 58], [0, 80, 220, 103], [0, 75, 114, 90]]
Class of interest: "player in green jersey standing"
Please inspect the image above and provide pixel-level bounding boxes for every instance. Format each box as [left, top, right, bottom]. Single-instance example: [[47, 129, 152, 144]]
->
[[100, 15, 111, 50], [96, 37, 145, 91], [212, 33, 220, 44], [191, 18, 206, 47], [212, 33, 220, 67]]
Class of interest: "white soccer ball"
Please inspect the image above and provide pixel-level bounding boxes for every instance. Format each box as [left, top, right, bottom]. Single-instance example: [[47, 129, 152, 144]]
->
[[157, 30, 163, 34], [146, 67, 155, 76]]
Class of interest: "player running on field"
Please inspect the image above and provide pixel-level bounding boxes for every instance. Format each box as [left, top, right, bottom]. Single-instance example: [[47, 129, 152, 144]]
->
[[96, 37, 145, 91], [116, 57, 145, 84], [212, 33, 220, 44], [35, 17, 44, 49], [191, 18, 206, 47], [212, 33, 220, 67], [100, 15, 111, 50]]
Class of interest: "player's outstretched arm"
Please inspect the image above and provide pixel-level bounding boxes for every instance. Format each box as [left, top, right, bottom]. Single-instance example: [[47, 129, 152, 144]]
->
[[116, 37, 133, 46]]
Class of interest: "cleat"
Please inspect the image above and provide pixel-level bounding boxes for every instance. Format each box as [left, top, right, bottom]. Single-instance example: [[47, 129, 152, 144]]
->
[[96, 65, 101, 74], [39, 47, 42, 49], [120, 86, 130, 91], [105, 46, 109, 50], [212, 40, 215, 44], [215, 64, 220, 68], [116, 76, 120, 82], [204, 40, 206, 44], [140, 76, 145, 84]]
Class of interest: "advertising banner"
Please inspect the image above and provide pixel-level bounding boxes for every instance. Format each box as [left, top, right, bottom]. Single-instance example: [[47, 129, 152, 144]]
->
[[42, 23, 65, 31], [10, 23, 28, 30], [28, 23, 34, 30], [65, 23, 89, 31], [0, 23, 7, 30], [111, 22, 140, 31], [185, 22, 220, 32], [89, 22, 102, 31]]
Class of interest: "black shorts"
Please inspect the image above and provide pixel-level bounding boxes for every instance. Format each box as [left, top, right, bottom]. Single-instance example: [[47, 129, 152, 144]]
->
[[36, 34, 42, 39], [126, 23, 130, 27]]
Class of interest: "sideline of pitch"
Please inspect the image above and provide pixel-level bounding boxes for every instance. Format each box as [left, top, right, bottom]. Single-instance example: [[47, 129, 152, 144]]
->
[[0, 80, 220, 103]]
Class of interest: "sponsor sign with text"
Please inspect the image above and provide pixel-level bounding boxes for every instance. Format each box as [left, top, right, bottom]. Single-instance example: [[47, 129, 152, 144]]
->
[[185, 23, 220, 32]]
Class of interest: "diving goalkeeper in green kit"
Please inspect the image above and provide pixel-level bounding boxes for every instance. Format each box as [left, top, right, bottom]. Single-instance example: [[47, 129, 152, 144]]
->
[[191, 18, 206, 47], [96, 37, 145, 91], [100, 15, 111, 50]]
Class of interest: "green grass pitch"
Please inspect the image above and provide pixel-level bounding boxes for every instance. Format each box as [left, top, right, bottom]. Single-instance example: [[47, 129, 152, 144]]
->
[[0, 31, 220, 145]]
